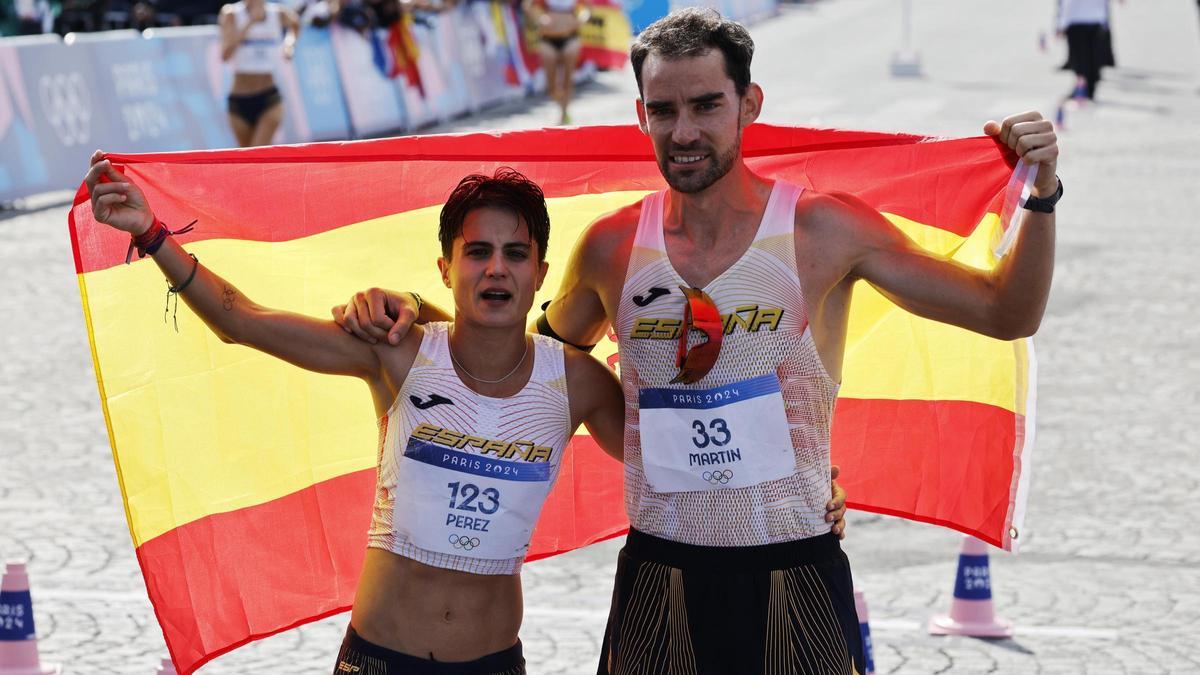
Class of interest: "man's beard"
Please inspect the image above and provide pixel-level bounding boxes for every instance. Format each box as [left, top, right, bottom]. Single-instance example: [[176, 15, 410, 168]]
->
[[659, 132, 741, 194]]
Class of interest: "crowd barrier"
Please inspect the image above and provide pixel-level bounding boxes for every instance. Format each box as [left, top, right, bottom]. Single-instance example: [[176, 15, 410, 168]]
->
[[0, 0, 631, 202]]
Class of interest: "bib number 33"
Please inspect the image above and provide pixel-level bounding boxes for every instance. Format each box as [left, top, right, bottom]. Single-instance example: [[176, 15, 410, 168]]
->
[[638, 374, 796, 493], [691, 418, 731, 448]]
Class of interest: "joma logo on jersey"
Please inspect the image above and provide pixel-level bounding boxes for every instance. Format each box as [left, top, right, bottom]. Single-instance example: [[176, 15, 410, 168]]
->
[[630, 304, 784, 340], [411, 423, 552, 463]]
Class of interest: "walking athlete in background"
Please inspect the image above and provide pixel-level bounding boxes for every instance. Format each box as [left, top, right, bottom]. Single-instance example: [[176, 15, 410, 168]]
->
[[219, 0, 298, 146], [527, 0, 589, 125]]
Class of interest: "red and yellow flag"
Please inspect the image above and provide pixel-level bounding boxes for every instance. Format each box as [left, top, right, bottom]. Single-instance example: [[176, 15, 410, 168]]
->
[[68, 124, 1034, 674]]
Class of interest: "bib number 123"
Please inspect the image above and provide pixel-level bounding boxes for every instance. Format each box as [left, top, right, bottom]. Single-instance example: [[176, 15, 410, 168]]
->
[[447, 481, 500, 515]]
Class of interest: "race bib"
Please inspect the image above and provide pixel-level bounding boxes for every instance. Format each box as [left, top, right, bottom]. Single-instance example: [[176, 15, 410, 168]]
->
[[394, 426, 556, 560], [638, 373, 795, 493]]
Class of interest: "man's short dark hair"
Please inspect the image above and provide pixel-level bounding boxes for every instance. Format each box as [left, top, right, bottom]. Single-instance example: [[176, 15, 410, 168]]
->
[[439, 168, 551, 262], [631, 8, 755, 98]]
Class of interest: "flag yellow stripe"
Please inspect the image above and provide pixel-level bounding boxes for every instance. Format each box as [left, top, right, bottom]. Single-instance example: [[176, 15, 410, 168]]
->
[[838, 213, 1028, 414], [84, 190, 1018, 545], [78, 275, 143, 551], [87, 192, 647, 546]]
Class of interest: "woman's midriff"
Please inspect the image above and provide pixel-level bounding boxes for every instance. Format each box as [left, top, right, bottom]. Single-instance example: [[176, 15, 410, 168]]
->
[[350, 548, 523, 661], [229, 72, 275, 97], [538, 11, 580, 39]]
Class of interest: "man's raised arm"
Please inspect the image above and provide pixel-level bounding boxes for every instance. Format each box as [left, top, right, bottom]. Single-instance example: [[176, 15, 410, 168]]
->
[[828, 111, 1058, 340]]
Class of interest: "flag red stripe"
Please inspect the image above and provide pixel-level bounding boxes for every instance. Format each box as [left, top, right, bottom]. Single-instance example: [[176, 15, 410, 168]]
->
[[69, 125, 1014, 274], [134, 397, 1016, 672], [134, 437, 624, 674], [832, 397, 1020, 549], [135, 468, 374, 675]]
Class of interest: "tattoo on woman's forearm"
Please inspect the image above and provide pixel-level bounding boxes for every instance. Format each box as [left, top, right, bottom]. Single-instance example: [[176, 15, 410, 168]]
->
[[222, 285, 236, 311]]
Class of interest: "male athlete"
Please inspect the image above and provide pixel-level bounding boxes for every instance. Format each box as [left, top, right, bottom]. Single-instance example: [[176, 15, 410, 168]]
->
[[334, 8, 1060, 673]]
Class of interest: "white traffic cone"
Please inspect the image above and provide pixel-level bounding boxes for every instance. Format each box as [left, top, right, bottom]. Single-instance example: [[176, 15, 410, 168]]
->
[[928, 536, 1013, 637]]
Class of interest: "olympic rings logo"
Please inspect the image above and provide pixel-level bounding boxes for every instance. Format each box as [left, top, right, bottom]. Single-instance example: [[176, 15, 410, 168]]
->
[[38, 72, 91, 147], [702, 469, 734, 485], [449, 534, 481, 551]]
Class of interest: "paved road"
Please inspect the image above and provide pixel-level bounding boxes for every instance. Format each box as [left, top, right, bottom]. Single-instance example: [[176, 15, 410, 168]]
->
[[2, 0, 1198, 672]]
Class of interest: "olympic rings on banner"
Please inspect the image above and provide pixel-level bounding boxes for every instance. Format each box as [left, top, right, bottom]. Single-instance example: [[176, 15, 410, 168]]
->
[[448, 534, 481, 550], [39, 72, 92, 147], [701, 469, 733, 485]]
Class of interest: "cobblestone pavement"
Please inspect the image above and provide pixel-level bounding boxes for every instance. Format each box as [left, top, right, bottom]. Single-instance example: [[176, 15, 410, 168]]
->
[[2, 0, 1198, 672]]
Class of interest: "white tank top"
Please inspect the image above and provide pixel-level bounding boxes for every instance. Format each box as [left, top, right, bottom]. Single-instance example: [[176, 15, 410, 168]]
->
[[229, 1, 284, 75], [368, 323, 571, 575], [615, 181, 840, 547]]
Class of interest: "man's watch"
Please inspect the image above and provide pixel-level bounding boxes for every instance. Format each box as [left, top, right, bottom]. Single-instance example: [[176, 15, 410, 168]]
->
[[1022, 177, 1063, 213]]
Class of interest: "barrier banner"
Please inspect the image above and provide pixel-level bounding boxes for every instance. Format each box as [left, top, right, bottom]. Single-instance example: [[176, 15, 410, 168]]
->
[[284, 27, 351, 141], [2, 5, 610, 202], [0, 38, 58, 200], [7, 35, 120, 195], [502, 2, 539, 89], [421, 10, 473, 121], [149, 27, 237, 150], [74, 31, 194, 153], [401, 12, 451, 127], [328, 23, 408, 137], [457, 1, 523, 110]]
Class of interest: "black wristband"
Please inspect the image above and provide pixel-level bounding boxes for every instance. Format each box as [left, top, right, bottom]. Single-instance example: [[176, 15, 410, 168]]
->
[[143, 226, 170, 257], [535, 313, 597, 353], [1022, 177, 1063, 213], [409, 291, 424, 317]]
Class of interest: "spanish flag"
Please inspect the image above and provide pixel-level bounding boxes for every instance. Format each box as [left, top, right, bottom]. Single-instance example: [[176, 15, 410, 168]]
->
[[386, 14, 424, 95], [68, 124, 1034, 673]]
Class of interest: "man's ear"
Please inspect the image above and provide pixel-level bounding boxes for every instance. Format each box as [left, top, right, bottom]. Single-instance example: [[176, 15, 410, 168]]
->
[[535, 260, 550, 291], [740, 83, 763, 127], [437, 257, 451, 288], [636, 98, 649, 135]]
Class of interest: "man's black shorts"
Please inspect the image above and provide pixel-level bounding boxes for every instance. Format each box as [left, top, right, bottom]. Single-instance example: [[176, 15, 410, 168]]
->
[[598, 529, 864, 674]]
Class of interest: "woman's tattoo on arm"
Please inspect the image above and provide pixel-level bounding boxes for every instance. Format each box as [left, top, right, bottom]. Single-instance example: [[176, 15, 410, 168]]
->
[[222, 285, 236, 311]]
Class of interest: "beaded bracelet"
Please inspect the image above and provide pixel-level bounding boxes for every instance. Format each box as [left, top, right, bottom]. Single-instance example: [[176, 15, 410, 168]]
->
[[125, 218, 198, 264]]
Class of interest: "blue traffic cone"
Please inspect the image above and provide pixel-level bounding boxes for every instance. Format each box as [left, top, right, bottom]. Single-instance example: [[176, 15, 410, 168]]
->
[[0, 562, 59, 674], [853, 589, 875, 674], [928, 536, 1013, 637]]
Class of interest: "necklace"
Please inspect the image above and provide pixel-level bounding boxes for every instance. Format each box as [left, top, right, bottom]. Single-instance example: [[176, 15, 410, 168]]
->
[[448, 330, 530, 384]]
